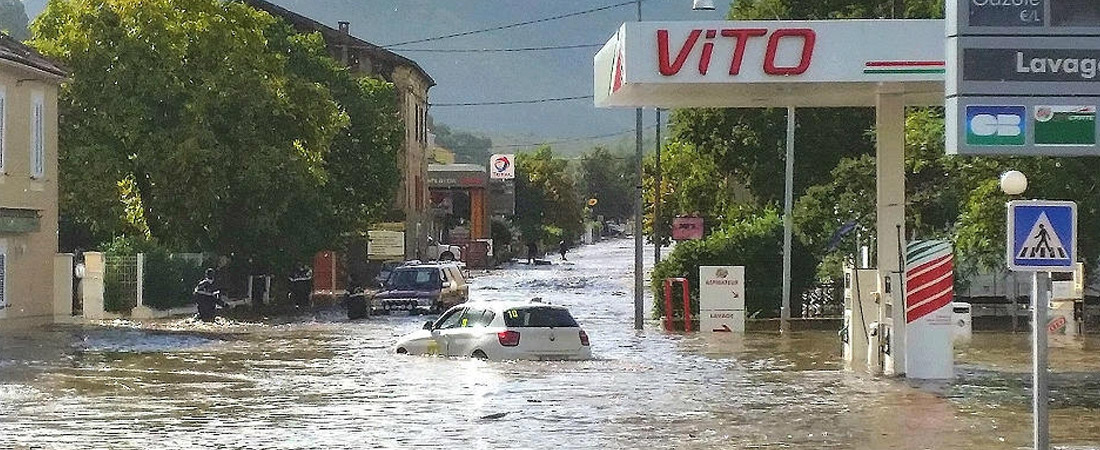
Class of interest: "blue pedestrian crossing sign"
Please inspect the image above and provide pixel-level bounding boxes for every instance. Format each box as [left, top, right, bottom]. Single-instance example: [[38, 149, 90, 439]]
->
[[1007, 200, 1077, 272]]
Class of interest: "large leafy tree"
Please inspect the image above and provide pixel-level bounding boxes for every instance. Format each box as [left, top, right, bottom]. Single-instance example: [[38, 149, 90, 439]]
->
[[32, 0, 399, 270], [514, 146, 583, 245], [578, 146, 632, 222]]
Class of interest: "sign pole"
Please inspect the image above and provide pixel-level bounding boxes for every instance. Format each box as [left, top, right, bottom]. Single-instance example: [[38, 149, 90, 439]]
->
[[633, 0, 644, 331], [655, 108, 662, 265], [1033, 270, 1050, 450], [781, 106, 794, 334]]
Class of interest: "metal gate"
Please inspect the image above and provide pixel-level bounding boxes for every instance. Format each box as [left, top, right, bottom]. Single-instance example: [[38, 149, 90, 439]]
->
[[105, 255, 140, 312]]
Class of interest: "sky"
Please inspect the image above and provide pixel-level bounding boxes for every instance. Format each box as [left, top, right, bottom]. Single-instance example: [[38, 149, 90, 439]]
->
[[25, 0, 730, 144]]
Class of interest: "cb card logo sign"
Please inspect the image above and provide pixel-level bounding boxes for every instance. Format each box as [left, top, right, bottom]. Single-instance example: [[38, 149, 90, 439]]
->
[[966, 105, 1025, 146], [490, 154, 515, 180]]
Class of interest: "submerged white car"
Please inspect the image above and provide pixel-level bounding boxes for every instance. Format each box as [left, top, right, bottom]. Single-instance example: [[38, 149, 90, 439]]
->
[[393, 300, 592, 361]]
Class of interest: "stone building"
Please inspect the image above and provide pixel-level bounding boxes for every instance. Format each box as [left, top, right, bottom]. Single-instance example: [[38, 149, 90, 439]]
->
[[244, 0, 435, 260], [0, 34, 68, 327]]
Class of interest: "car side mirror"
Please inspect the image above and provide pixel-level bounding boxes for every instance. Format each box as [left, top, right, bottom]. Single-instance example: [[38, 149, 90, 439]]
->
[[423, 321, 433, 330]]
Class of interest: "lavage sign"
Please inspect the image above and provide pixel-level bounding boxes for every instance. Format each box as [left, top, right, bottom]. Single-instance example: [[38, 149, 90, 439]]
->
[[964, 48, 1100, 82], [1016, 51, 1100, 79]]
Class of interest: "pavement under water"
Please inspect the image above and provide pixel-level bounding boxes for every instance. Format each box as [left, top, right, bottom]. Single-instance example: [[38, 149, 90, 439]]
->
[[1, 239, 1100, 449]]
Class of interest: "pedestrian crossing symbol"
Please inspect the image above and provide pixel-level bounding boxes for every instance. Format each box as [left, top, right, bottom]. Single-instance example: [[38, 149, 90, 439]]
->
[[1008, 200, 1076, 272]]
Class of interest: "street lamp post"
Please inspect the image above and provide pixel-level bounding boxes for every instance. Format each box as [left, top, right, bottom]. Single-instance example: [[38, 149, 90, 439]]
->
[[1000, 170, 1049, 450]]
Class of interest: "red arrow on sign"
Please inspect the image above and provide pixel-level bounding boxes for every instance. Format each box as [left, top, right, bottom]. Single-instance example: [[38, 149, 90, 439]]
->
[[712, 324, 732, 332], [1048, 316, 1067, 334]]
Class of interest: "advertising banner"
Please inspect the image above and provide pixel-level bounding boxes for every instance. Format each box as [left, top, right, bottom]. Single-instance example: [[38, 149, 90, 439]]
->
[[490, 154, 515, 180], [671, 217, 704, 240], [367, 231, 405, 259], [904, 240, 954, 379], [699, 266, 745, 333]]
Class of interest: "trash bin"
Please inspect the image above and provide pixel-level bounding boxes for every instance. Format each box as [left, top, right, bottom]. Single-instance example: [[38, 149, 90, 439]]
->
[[952, 302, 972, 344]]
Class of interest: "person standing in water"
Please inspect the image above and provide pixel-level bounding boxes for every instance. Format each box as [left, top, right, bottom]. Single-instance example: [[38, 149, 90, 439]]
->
[[193, 268, 227, 322]]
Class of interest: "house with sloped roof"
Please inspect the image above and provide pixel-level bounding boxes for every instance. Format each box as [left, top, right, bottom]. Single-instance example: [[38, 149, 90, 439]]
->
[[0, 33, 69, 327]]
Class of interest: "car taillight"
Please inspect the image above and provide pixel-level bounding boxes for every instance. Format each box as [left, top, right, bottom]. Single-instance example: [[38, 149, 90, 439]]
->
[[497, 330, 521, 347], [579, 330, 590, 346]]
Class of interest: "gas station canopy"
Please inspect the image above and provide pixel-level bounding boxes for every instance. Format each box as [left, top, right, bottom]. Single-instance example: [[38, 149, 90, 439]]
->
[[594, 20, 946, 109]]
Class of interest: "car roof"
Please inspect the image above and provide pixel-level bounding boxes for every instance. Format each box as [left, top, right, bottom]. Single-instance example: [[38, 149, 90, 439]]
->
[[457, 300, 569, 312]]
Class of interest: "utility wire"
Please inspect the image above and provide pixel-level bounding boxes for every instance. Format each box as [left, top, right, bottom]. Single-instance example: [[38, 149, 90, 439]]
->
[[382, 0, 638, 47], [389, 43, 604, 53], [432, 95, 593, 107], [443, 125, 658, 150]]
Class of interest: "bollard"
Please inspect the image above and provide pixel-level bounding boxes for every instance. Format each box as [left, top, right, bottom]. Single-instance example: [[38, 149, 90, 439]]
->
[[662, 278, 692, 332]]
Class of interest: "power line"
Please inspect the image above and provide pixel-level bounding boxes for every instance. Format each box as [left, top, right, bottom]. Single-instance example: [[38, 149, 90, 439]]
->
[[442, 125, 658, 150], [389, 43, 604, 53], [382, 1, 638, 47], [432, 95, 593, 107]]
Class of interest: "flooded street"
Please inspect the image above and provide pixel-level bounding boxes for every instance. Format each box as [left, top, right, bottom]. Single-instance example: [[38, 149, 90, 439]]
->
[[2, 239, 1100, 449]]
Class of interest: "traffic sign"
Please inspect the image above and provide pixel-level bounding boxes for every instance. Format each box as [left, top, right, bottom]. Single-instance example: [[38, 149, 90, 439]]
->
[[1007, 200, 1077, 271]]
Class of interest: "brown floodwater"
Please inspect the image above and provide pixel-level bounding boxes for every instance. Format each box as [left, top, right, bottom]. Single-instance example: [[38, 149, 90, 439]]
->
[[1, 240, 1099, 449]]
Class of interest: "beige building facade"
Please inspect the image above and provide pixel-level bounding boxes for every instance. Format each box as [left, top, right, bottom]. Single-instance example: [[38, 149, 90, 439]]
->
[[0, 35, 68, 327], [245, 0, 435, 259]]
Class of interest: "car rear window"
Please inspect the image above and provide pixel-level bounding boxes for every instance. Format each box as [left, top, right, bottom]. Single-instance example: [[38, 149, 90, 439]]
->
[[502, 307, 578, 328], [387, 267, 441, 290]]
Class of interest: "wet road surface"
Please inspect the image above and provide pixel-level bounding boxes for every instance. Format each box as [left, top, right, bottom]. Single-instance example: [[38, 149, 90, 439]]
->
[[2, 239, 1100, 449]]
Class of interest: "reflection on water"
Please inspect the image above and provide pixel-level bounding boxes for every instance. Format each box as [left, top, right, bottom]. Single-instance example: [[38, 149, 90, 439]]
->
[[1, 240, 1099, 449]]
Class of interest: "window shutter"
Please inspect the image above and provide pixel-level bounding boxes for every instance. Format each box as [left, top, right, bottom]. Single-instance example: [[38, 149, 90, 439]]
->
[[31, 94, 44, 178]]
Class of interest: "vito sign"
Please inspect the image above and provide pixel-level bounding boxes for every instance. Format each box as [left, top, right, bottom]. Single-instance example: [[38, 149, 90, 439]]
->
[[657, 28, 816, 77], [595, 20, 945, 108]]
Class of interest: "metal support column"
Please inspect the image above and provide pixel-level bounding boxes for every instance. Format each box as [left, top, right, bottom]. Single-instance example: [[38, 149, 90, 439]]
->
[[876, 91, 907, 375], [655, 109, 663, 265], [1033, 271, 1050, 450], [781, 107, 795, 334]]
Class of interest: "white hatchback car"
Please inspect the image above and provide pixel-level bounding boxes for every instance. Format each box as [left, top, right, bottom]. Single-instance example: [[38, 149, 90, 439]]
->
[[393, 300, 592, 361]]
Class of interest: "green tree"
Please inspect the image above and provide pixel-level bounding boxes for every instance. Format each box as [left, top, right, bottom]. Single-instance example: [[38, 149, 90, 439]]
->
[[514, 146, 583, 246], [0, 0, 28, 41], [578, 146, 632, 222], [31, 0, 368, 271]]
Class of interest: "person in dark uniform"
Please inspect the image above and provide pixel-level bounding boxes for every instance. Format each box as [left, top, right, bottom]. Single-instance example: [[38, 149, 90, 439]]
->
[[526, 241, 538, 264], [193, 268, 227, 322], [558, 240, 569, 261], [290, 264, 313, 309]]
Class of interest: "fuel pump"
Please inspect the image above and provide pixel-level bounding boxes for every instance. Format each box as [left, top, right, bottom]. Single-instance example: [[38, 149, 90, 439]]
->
[[878, 271, 902, 376], [843, 265, 880, 374]]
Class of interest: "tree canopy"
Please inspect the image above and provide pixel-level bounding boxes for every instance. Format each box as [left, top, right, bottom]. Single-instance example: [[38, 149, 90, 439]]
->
[[33, 0, 402, 270], [577, 146, 632, 222], [514, 146, 583, 245]]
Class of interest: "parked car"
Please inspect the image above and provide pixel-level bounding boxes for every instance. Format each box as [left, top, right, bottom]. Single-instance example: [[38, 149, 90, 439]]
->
[[370, 263, 469, 314], [426, 242, 462, 261], [373, 260, 421, 288], [392, 300, 592, 361]]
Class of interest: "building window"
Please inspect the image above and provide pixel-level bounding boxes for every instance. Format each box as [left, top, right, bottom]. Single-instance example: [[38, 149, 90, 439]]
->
[[30, 92, 44, 179]]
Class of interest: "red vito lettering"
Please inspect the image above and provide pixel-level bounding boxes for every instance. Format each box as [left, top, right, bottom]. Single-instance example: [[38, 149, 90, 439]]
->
[[763, 28, 815, 75], [656, 28, 816, 77]]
